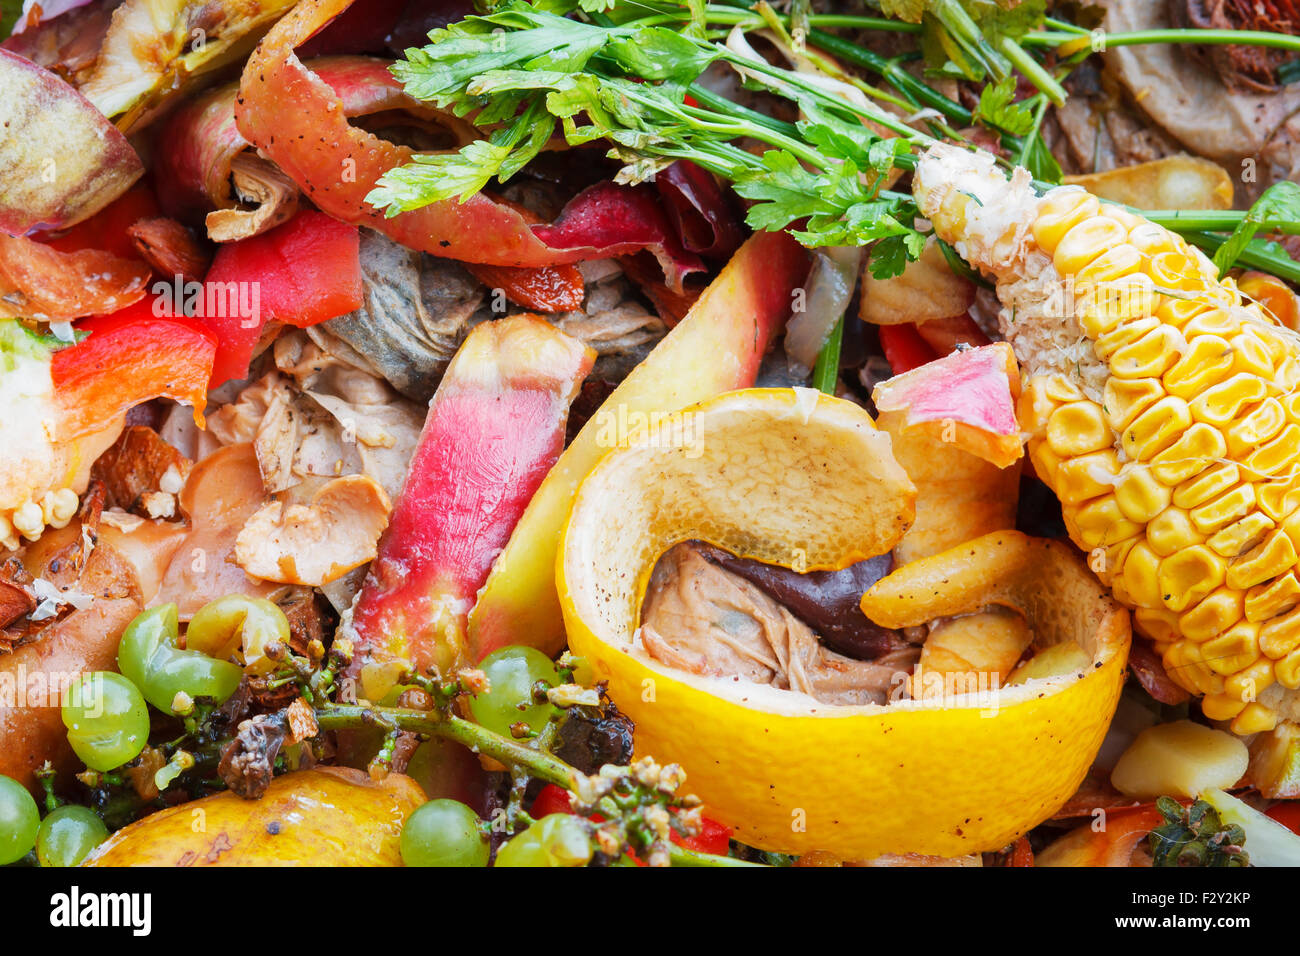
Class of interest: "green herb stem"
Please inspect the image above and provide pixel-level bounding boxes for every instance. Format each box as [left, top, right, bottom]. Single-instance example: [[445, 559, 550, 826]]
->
[[996, 35, 1066, 105], [1025, 28, 1300, 54], [811, 314, 845, 395]]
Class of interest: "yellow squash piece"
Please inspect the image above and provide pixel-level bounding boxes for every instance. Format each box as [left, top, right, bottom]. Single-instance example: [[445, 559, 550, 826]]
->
[[82, 768, 424, 866], [559, 389, 1128, 858], [915, 143, 1300, 735]]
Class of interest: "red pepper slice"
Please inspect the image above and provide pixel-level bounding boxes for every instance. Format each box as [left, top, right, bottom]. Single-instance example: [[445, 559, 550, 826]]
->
[[914, 312, 991, 356], [53, 299, 217, 438], [877, 322, 938, 375], [42, 183, 162, 262], [346, 317, 594, 691], [200, 209, 363, 386]]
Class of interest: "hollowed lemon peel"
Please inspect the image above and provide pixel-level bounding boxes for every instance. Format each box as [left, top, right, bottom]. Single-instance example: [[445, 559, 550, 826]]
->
[[559, 389, 1129, 858]]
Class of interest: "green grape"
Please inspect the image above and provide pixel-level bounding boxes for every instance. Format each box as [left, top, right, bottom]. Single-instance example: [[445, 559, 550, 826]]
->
[[400, 799, 489, 867], [118, 604, 242, 714], [185, 595, 290, 675], [61, 672, 150, 772], [495, 814, 593, 868], [0, 775, 40, 866], [469, 646, 559, 738], [36, 805, 108, 867]]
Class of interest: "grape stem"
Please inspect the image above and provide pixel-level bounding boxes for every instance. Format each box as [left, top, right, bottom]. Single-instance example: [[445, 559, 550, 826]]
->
[[312, 704, 759, 867]]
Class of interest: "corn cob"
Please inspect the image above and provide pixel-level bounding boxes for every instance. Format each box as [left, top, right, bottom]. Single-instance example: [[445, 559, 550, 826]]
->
[[914, 143, 1300, 736]]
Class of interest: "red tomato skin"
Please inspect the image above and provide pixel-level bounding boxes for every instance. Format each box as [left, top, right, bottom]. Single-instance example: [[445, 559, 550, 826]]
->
[[199, 210, 362, 386]]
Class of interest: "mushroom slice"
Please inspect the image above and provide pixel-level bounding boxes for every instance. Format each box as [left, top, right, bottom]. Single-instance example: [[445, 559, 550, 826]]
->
[[235, 474, 391, 586]]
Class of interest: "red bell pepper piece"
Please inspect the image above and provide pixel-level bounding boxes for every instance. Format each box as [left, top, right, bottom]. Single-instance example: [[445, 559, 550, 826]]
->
[[877, 322, 937, 375], [346, 316, 595, 696], [914, 312, 991, 356], [53, 299, 217, 438], [530, 783, 733, 859], [42, 183, 161, 262], [200, 209, 362, 386]]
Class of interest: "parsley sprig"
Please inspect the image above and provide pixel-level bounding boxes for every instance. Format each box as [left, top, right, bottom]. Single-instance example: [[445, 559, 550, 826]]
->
[[368, 1, 933, 274]]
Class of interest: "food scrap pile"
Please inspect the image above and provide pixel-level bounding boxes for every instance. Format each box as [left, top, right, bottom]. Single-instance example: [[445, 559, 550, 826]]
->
[[2, 0, 1300, 868]]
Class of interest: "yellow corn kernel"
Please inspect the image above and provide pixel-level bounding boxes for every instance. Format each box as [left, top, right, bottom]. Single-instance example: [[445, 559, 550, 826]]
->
[[1128, 221, 1181, 257], [1208, 511, 1274, 558], [1041, 374, 1087, 404], [1172, 644, 1224, 696], [1103, 377, 1164, 433], [1283, 390, 1300, 424], [1146, 251, 1206, 292], [1078, 274, 1158, 337], [1227, 397, 1287, 457], [1073, 495, 1143, 549], [1055, 449, 1121, 504], [1122, 396, 1192, 461], [1046, 401, 1112, 457], [1094, 317, 1159, 364], [1054, 217, 1130, 275], [1018, 381, 1060, 437], [1243, 424, 1300, 480], [1274, 355, 1300, 390], [1276, 650, 1300, 689], [1102, 537, 1140, 582], [1161, 335, 1235, 401], [1227, 528, 1297, 591], [1147, 506, 1206, 557], [1173, 463, 1240, 510], [1183, 308, 1242, 340], [1245, 572, 1300, 623], [1076, 244, 1142, 283], [1230, 329, 1277, 379], [1029, 442, 1063, 486], [1189, 374, 1269, 427], [1110, 327, 1184, 380], [1258, 474, 1300, 522], [1201, 622, 1260, 676], [1259, 606, 1300, 660], [1135, 606, 1183, 644], [1119, 541, 1164, 609], [11, 501, 43, 540], [1159, 546, 1227, 612], [1231, 703, 1279, 736], [0, 514, 16, 552], [1189, 483, 1257, 535], [1115, 465, 1172, 524], [1032, 190, 1100, 253], [1201, 692, 1249, 721], [1156, 297, 1213, 330], [1225, 658, 1275, 701], [1149, 423, 1228, 487], [1100, 205, 1147, 231], [1179, 587, 1245, 643]]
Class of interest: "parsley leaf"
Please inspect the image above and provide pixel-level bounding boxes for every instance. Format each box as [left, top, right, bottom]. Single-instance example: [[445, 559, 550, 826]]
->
[[974, 77, 1034, 135], [1213, 181, 1300, 276]]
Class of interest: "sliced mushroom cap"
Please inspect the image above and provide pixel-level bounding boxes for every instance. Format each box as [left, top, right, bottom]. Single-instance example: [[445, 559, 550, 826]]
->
[[235, 473, 391, 586]]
